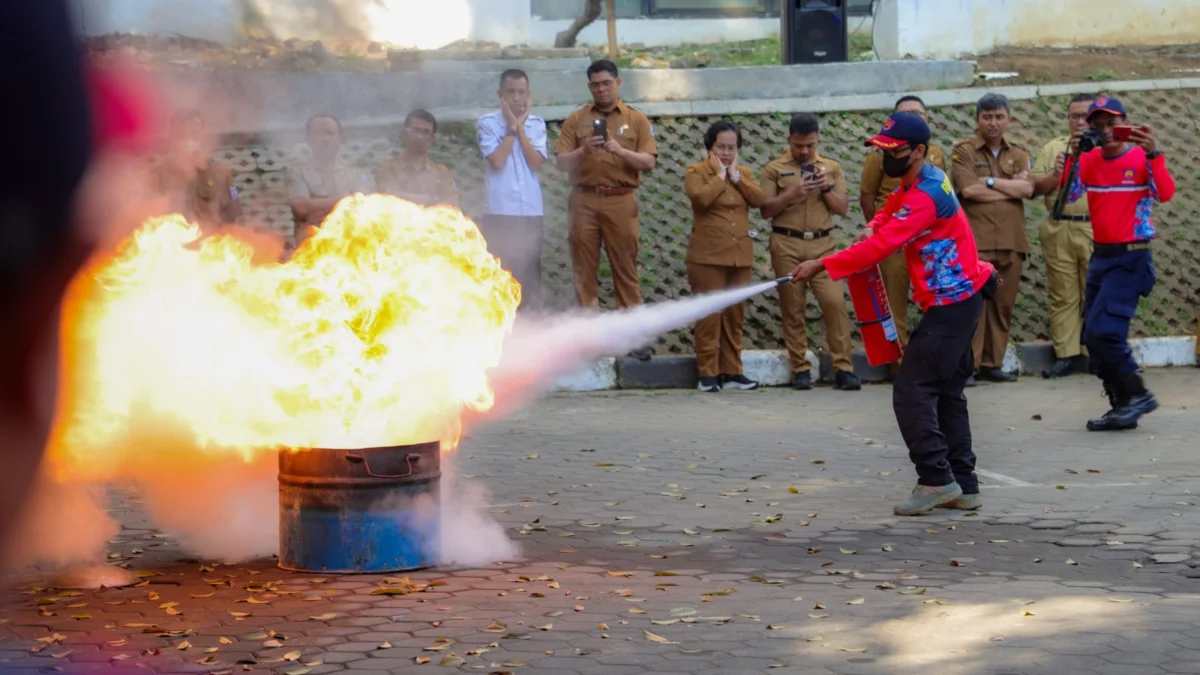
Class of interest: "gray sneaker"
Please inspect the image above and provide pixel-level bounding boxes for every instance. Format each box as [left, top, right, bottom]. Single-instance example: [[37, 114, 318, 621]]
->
[[894, 483, 963, 516], [937, 493, 982, 510]]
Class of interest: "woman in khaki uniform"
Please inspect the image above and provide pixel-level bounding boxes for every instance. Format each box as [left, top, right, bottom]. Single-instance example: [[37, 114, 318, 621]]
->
[[684, 120, 766, 392]]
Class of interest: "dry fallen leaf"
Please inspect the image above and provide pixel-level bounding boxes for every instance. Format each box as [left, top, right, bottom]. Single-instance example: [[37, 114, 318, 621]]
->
[[283, 650, 302, 662], [839, 646, 868, 653], [839, 548, 858, 555], [309, 613, 338, 621], [1065, 558, 1078, 566], [847, 598, 865, 605], [643, 630, 678, 644], [1108, 598, 1134, 603], [439, 654, 466, 667], [808, 613, 829, 619], [414, 656, 431, 665], [423, 639, 454, 652]]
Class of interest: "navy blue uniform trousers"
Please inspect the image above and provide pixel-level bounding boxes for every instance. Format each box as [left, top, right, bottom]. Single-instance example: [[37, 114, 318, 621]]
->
[[1083, 249, 1156, 384], [893, 291, 984, 493]]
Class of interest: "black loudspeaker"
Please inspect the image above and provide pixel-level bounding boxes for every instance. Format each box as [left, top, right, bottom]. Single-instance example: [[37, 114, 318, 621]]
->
[[781, 0, 849, 65]]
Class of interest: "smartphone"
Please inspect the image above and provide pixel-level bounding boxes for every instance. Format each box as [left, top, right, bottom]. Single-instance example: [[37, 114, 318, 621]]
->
[[1112, 125, 1133, 141], [800, 162, 817, 179], [592, 118, 608, 139]]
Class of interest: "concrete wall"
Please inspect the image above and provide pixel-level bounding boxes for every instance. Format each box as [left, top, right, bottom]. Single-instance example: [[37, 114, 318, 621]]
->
[[875, 0, 1200, 60], [170, 59, 975, 134], [529, 17, 781, 48]]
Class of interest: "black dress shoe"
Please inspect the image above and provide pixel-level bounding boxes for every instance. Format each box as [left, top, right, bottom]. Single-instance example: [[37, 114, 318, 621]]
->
[[833, 370, 861, 391], [792, 372, 813, 390], [980, 367, 1017, 383], [1042, 358, 1074, 379], [628, 346, 654, 361]]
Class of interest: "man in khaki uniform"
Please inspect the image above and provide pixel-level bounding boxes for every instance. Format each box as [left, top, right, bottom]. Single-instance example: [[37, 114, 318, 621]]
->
[[1031, 94, 1095, 378], [859, 95, 947, 376], [155, 109, 242, 234], [287, 113, 374, 246], [951, 93, 1034, 384], [761, 113, 859, 392], [375, 109, 459, 208], [556, 59, 658, 361]]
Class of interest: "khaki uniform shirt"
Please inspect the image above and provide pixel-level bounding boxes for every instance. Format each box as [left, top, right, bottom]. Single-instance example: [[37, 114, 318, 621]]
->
[[156, 160, 241, 232], [287, 160, 374, 226], [950, 133, 1033, 252], [683, 160, 767, 267], [861, 144, 947, 211], [1032, 135, 1089, 218], [760, 151, 847, 232], [555, 99, 658, 188], [375, 154, 459, 208]]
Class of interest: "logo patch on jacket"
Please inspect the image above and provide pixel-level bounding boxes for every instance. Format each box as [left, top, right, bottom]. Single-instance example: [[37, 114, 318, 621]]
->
[[895, 205, 912, 220]]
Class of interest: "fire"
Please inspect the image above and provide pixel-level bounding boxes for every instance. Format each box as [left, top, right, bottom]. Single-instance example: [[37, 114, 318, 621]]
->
[[47, 194, 520, 480]]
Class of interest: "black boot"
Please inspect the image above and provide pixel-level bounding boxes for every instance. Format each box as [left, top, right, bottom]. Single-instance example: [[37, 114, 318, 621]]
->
[[1122, 372, 1158, 417], [1086, 380, 1138, 432]]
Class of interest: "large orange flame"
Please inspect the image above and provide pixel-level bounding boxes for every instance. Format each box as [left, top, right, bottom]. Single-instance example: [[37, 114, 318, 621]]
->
[[47, 195, 520, 481]]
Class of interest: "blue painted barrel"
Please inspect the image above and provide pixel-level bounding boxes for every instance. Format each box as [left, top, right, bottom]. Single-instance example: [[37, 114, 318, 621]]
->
[[278, 442, 440, 573]]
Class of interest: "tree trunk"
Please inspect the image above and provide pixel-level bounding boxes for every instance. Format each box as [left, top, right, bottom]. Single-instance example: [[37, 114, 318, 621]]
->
[[554, 0, 603, 49]]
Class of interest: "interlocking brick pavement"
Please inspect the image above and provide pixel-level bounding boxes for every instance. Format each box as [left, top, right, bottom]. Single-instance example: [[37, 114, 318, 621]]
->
[[4, 370, 1200, 675]]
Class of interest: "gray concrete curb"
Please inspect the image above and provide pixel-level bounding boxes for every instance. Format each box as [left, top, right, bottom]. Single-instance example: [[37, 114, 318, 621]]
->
[[553, 337, 1198, 392]]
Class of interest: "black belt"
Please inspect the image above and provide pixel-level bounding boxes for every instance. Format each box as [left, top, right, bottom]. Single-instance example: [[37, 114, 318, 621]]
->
[[1053, 215, 1090, 223], [771, 227, 832, 240], [1093, 240, 1152, 257]]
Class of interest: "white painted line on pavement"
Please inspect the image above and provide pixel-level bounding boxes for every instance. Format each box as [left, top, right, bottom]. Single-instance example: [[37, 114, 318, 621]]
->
[[981, 481, 1146, 490], [977, 469, 1037, 487]]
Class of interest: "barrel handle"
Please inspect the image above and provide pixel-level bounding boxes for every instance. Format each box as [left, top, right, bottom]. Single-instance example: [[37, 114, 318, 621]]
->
[[344, 452, 421, 478]]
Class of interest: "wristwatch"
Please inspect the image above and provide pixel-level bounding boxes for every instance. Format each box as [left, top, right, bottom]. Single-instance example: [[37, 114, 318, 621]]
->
[[986, 177, 996, 189], [507, 128, 519, 137], [1146, 150, 1162, 160], [820, 185, 833, 194]]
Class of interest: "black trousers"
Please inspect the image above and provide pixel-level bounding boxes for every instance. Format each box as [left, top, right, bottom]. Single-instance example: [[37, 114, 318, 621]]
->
[[477, 215, 544, 313], [893, 291, 984, 493]]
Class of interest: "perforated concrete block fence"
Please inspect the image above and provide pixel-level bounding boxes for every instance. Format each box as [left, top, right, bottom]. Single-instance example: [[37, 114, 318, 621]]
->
[[218, 86, 1200, 355]]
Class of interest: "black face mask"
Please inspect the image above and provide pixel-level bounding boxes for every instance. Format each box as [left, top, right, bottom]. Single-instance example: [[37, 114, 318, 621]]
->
[[881, 151, 914, 178]]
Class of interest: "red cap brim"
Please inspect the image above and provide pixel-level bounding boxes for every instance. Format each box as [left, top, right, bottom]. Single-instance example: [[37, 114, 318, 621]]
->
[[1087, 107, 1124, 120], [866, 134, 906, 150]]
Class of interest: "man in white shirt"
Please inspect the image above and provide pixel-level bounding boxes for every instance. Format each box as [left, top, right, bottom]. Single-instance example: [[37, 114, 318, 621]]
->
[[476, 69, 548, 313]]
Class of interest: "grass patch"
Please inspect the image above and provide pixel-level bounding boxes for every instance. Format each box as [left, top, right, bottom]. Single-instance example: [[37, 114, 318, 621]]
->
[[1085, 69, 1119, 81], [619, 33, 874, 69]]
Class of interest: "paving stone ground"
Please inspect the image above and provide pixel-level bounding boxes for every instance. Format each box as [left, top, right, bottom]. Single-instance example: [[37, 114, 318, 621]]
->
[[4, 369, 1200, 675]]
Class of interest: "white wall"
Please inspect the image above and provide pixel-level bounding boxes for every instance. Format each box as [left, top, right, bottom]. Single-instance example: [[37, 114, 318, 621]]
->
[[875, 0, 1200, 60], [70, 0, 783, 49]]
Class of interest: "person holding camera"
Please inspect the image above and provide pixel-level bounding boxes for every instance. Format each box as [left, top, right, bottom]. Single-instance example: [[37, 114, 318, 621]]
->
[[760, 113, 859, 392], [683, 120, 766, 393], [1064, 96, 1176, 431], [1030, 94, 1095, 379], [555, 59, 658, 361], [788, 112, 995, 516]]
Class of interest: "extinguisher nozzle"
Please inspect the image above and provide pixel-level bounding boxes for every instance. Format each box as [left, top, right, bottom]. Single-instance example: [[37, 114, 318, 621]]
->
[[774, 275, 794, 286]]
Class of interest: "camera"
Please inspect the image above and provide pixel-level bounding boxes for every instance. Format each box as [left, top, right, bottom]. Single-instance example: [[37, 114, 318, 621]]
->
[[1079, 127, 1106, 153]]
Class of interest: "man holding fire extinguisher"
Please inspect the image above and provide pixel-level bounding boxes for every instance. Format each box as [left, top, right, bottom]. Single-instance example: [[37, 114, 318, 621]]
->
[[789, 112, 998, 516]]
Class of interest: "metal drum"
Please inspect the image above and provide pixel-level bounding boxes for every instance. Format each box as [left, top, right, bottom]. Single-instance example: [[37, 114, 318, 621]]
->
[[278, 442, 441, 573]]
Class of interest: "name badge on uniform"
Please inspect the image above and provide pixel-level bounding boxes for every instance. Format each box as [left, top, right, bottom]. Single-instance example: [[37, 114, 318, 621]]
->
[[974, 162, 989, 168], [618, 124, 630, 136], [780, 171, 795, 177]]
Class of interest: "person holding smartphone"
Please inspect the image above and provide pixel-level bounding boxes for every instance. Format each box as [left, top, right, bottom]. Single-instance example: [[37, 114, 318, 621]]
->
[[555, 60, 658, 360], [760, 113, 859, 392], [683, 120, 766, 393], [1064, 96, 1176, 431]]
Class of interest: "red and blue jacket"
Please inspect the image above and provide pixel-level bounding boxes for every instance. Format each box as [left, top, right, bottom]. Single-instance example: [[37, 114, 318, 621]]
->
[[1067, 146, 1175, 244], [824, 164, 994, 311]]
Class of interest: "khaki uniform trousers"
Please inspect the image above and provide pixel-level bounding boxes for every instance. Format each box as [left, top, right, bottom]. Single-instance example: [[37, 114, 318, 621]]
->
[[568, 191, 642, 309], [1039, 218, 1092, 359], [769, 234, 853, 374], [687, 263, 752, 378], [973, 249, 1023, 370]]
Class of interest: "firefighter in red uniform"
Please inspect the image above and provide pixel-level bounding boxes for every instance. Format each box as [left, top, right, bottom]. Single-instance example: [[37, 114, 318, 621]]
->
[[1066, 96, 1176, 431], [790, 112, 997, 516]]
